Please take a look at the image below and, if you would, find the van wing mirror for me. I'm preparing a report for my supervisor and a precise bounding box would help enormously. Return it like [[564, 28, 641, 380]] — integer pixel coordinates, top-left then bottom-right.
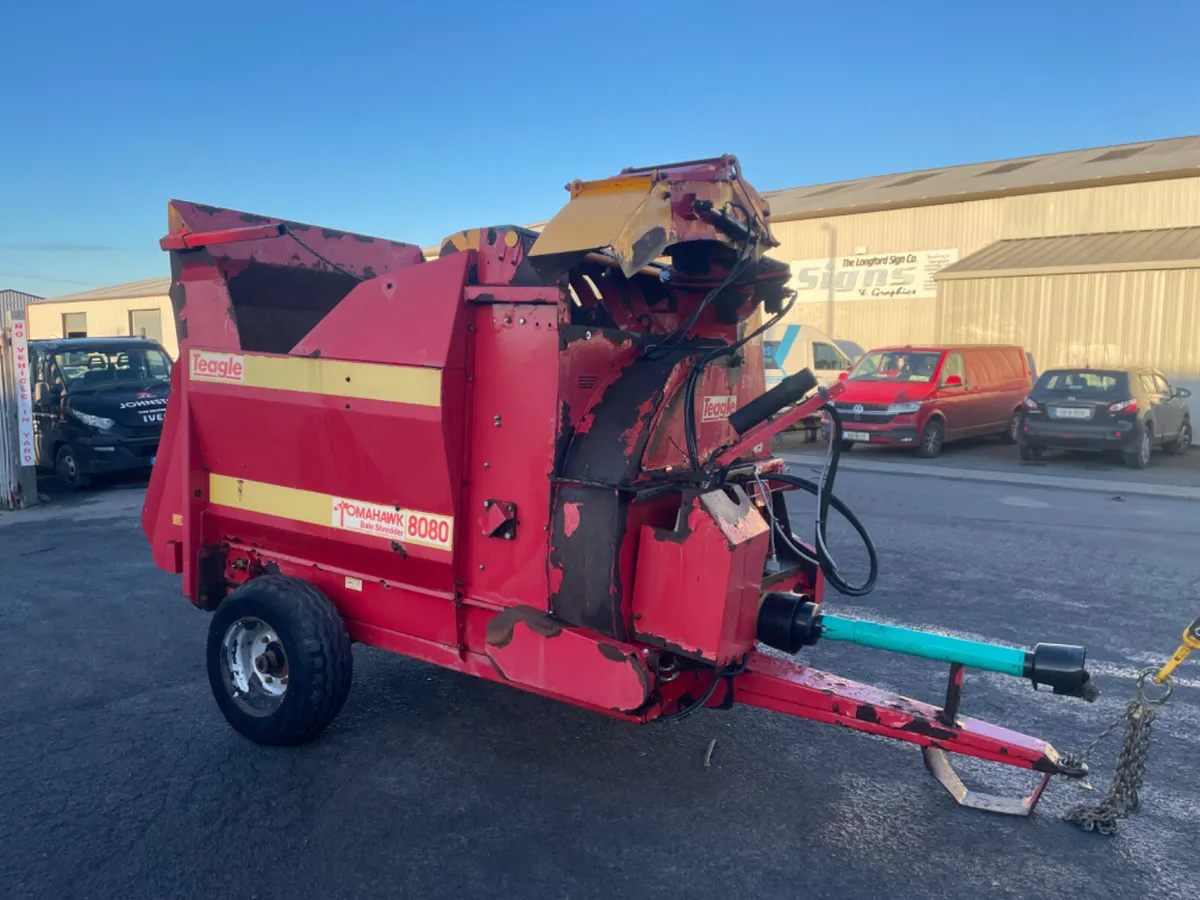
[[943, 375, 964, 387], [838, 371, 849, 382]]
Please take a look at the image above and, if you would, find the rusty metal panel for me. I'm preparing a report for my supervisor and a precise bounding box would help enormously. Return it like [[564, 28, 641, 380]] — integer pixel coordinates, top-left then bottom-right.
[[937, 269, 1200, 380]]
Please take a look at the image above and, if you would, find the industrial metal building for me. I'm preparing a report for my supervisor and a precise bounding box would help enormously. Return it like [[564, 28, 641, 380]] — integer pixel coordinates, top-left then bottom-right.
[[1, 289, 42, 324], [28, 278, 176, 358], [761, 134, 1200, 393]]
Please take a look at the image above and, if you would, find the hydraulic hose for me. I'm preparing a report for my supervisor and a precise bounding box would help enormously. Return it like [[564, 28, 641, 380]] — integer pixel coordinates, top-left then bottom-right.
[[750, 404, 878, 597], [760, 469, 879, 597]]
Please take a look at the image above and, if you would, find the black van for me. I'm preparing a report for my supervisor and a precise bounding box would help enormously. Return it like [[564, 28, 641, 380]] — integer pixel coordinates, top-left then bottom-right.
[[28, 337, 173, 488]]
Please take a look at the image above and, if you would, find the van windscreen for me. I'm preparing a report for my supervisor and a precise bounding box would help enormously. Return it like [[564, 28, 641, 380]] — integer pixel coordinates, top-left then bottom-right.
[[849, 350, 942, 383], [55, 346, 172, 390]]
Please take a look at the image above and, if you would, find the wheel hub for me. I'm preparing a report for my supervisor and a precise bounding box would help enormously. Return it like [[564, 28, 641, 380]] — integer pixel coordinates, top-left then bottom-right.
[[222, 617, 289, 714]]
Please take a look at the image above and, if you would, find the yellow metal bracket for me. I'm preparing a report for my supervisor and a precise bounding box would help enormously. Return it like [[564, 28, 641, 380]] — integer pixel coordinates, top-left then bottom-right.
[[1153, 616, 1200, 684]]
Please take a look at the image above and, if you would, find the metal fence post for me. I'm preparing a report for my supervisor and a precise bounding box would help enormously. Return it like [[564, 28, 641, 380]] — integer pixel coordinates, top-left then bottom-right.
[[1, 310, 40, 509]]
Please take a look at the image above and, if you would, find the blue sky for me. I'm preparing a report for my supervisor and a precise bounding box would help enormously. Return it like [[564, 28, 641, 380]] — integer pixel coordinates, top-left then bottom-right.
[[2, 0, 1198, 298]]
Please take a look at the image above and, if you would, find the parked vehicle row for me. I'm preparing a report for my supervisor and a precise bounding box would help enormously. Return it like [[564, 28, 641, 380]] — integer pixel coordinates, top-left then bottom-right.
[[818, 344, 1192, 469]]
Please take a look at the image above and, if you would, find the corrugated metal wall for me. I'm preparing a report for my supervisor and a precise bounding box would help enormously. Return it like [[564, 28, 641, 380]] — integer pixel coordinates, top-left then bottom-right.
[[938, 268, 1200, 378], [1, 290, 40, 322], [767, 176, 1200, 354]]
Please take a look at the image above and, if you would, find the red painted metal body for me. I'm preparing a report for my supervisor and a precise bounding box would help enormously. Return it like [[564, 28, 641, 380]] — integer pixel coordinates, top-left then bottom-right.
[[143, 158, 1076, 788], [632, 486, 769, 665]]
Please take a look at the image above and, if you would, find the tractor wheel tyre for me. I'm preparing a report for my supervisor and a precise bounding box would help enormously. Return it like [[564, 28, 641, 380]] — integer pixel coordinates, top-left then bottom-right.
[[1124, 428, 1153, 469], [1168, 419, 1192, 456], [55, 444, 90, 490], [1003, 410, 1022, 443], [839, 440, 855, 452], [915, 419, 944, 459], [1019, 445, 1043, 462], [207, 575, 353, 746]]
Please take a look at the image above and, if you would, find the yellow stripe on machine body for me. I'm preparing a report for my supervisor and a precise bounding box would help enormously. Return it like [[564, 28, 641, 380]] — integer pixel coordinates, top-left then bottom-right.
[[189, 348, 442, 408], [209, 474, 332, 528]]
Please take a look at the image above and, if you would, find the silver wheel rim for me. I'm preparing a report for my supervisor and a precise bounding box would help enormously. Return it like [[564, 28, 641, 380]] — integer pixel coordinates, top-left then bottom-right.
[[1010, 414, 1020, 441], [60, 452, 77, 481], [1140, 433, 1151, 465], [1180, 423, 1192, 452], [924, 424, 941, 454], [221, 617, 289, 716]]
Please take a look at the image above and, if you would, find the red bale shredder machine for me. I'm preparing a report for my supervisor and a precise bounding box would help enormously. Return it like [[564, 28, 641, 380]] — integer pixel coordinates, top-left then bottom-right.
[[143, 157, 1098, 816]]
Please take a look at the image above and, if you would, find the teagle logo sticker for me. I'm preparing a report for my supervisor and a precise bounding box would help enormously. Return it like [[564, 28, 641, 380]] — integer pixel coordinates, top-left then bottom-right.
[[701, 394, 737, 423], [191, 350, 245, 383]]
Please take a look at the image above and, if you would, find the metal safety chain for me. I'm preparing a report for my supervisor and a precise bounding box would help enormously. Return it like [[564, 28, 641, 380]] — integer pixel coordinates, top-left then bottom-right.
[[1061, 669, 1171, 834], [1062, 615, 1198, 835]]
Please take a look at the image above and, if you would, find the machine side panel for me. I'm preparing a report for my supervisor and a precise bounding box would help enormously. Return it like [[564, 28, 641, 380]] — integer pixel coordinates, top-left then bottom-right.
[[631, 488, 769, 664], [291, 253, 471, 369], [640, 345, 770, 473], [463, 303, 559, 608], [186, 352, 460, 597]]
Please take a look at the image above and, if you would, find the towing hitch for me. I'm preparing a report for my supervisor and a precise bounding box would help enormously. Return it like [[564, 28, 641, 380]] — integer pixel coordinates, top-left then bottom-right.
[[752, 593, 1098, 814]]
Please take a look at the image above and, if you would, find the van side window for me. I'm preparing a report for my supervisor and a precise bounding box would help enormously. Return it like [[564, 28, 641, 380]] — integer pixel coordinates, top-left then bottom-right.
[[1000, 350, 1021, 381], [1138, 372, 1157, 396], [940, 352, 965, 385], [1153, 373, 1171, 396], [812, 342, 845, 371], [965, 351, 991, 386]]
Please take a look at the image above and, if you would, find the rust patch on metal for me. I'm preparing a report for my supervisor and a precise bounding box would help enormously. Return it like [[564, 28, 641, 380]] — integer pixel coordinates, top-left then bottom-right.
[[486, 605, 564, 649]]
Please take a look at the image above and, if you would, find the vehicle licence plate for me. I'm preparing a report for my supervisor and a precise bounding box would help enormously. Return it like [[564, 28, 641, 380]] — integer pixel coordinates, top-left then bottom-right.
[[1052, 407, 1092, 419], [843, 431, 870, 441]]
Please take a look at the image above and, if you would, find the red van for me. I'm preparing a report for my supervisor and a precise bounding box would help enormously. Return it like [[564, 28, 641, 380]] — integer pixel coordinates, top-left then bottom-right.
[[823, 345, 1033, 458]]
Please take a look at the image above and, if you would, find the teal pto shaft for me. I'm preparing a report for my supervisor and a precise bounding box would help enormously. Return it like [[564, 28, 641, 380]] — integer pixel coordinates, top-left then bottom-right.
[[819, 614, 1028, 677]]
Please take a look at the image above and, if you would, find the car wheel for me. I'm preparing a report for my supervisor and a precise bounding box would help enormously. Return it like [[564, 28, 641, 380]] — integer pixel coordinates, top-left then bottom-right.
[[207, 575, 353, 746], [1124, 428, 1152, 469], [1019, 445, 1043, 462], [1003, 410, 1022, 443], [54, 444, 90, 490], [915, 419, 944, 459], [1168, 419, 1192, 456]]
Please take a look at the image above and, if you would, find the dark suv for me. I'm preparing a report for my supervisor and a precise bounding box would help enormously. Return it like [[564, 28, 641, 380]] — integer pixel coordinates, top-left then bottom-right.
[[29, 337, 172, 488], [1019, 367, 1192, 468]]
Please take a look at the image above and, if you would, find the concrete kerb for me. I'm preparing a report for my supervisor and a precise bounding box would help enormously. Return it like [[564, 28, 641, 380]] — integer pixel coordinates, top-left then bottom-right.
[[778, 452, 1200, 501]]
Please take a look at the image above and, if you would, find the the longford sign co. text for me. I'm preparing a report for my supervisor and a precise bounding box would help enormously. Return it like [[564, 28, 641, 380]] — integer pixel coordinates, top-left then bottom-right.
[[788, 248, 958, 302]]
